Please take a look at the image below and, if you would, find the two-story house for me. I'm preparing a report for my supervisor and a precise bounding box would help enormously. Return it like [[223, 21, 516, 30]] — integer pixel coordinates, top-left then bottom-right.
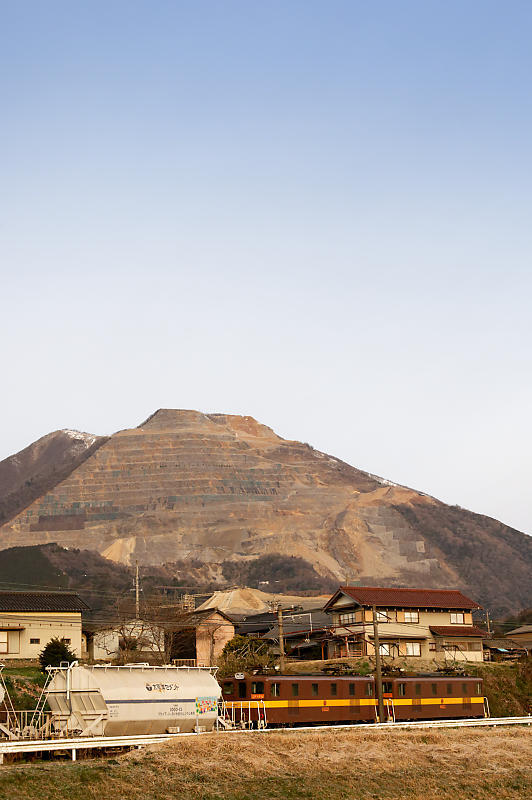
[[323, 586, 484, 662], [0, 591, 90, 660]]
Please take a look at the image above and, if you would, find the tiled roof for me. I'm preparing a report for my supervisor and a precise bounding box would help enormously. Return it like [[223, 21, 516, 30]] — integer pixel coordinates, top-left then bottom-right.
[[324, 586, 481, 611], [0, 591, 90, 613], [430, 626, 485, 637]]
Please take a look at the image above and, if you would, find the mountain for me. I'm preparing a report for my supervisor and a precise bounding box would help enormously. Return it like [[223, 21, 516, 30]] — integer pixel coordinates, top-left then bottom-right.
[[0, 409, 530, 615], [0, 429, 108, 526]]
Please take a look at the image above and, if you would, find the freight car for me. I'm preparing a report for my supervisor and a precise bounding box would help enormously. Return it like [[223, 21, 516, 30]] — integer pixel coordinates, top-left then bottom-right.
[[44, 663, 222, 736], [219, 674, 486, 726]]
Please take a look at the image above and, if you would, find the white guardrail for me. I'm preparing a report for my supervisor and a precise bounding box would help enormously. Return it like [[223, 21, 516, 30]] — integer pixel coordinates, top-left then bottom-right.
[[0, 716, 530, 763]]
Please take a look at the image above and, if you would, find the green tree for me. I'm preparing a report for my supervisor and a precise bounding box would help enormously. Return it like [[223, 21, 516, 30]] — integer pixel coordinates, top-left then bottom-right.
[[217, 634, 276, 677], [38, 637, 77, 671]]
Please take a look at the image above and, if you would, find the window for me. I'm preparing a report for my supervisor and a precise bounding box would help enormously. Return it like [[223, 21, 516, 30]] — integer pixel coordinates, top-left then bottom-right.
[[222, 682, 234, 696], [398, 683, 406, 697], [476, 682, 482, 696], [365, 683, 374, 697], [238, 682, 247, 699], [404, 611, 419, 623], [468, 642, 482, 651], [291, 683, 299, 697], [431, 684, 438, 696], [339, 612, 357, 625], [462, 683, 468, 695], [429, 641, 436, 652], [62, 638, 71, 644], [330, 683, 337, 696], [271, 682, 280, 697], [376, 610, 388, 623], [312, 683, 319, 697], [415, 683, 421, 695], [349, 683, 355, 696], [446, 684, 453, 695], [450, 612, 464, 624], [383, 682, 393, 695], [30, 638, 40, 645], [379, 643, 391, 656], [251, 681, 264, 695], [0, 631, 7, 654], [405, 642, 421, 657]]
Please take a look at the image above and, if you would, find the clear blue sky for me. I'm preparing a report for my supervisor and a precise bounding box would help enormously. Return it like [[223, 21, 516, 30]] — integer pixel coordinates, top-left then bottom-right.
[[1, 1, 531, 534]]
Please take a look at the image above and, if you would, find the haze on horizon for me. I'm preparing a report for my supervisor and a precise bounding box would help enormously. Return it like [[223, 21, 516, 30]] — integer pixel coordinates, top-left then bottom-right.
[[1, 2, 531, 535]]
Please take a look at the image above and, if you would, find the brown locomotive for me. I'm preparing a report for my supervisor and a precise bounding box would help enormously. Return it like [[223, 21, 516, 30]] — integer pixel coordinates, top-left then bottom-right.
[[220, 674, 485, 726]]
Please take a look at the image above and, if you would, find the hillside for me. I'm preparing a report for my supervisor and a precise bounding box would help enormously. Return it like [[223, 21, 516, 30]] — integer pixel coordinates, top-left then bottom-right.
[[0, 409, 531, 615], [0, 429, 108, 526]]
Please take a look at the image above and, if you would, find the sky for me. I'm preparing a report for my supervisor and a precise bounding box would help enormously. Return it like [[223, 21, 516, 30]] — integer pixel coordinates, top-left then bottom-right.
[[1, 1, 531, 534]]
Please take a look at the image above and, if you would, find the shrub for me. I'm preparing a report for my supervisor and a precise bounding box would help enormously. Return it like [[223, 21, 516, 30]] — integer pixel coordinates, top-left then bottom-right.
[[38, 637, 77, 671]]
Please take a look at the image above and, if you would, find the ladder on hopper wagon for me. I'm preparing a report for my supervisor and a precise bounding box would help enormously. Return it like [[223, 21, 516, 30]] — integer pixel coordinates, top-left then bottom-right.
[[0, 665, 18, 739]]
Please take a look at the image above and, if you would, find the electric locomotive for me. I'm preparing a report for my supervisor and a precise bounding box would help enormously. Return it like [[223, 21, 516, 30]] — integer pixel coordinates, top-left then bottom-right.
[[219, 673, 485, 726]]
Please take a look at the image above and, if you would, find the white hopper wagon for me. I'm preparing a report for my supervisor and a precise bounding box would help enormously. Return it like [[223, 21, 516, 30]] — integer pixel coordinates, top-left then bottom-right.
[[45, 663, 221, 736]]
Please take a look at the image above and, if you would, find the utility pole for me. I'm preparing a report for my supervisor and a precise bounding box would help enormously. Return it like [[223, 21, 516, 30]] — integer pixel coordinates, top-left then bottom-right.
[[486, 609, 491, 636], [372, 605, 385, 724], [277, 604, 286, 673], [135, 560, 140, 619]]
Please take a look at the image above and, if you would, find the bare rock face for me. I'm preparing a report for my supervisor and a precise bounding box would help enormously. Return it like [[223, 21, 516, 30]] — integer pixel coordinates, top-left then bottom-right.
[[0, 409, 530, 614]]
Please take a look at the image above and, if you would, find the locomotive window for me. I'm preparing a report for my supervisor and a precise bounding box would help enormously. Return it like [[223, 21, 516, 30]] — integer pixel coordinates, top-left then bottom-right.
[[331, 683, 337, 696], [291, 683, 299, 697], [398, 683, 406, 697], [431, 684, 438, 696], [312, 683, 319, 697], [222, 682, 234, 696], [415, 683, 421, 695], [446, 684, 453, 695], [251, 682, 264, 694], [462, 683, 468, 695], [365, 684, 373, 697], [271, 682, 281, 697], [476, 682, 482, 695], [238, 683, 247, 699], [349, 683, 355, 696], [383, 682, 392, 694]]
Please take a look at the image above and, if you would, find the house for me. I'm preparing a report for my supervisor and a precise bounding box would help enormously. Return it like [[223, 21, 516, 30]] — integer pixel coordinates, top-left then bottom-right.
[[482, 637, 527, 661], [0, 591, 89, 660], [505, 626, 532, 652], [323, 586, 484, 662], [191, 609, 235, 666], [84, 619, 166, 663], [260, 607, 331, 660]]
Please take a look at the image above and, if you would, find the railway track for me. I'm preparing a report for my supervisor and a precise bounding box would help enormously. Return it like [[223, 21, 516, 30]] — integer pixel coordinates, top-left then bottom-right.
[[0, 715, 530, 763]]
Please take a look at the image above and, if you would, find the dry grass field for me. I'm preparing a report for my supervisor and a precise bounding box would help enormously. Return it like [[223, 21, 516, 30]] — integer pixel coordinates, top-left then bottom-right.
[[0, 725, 531, 800]]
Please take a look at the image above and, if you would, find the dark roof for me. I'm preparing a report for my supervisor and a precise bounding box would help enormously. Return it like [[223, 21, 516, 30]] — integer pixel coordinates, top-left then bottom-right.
[[262, 610, 330, 640], [0, 591, 90, 613], [186, 608, 236, 624], [483, 638, 527, 650], [324, 586, 481, 611], [430, 626, 485, 637]]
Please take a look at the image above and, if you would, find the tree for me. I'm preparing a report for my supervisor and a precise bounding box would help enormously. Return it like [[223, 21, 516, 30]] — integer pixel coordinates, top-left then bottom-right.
[[217, 634, 276, 677], [39, 637, 77, 671]]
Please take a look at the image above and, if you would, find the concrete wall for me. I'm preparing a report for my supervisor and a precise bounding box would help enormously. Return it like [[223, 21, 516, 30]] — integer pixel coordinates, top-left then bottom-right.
[[0, 612, 83, 659], [195, 613, 234, 666]]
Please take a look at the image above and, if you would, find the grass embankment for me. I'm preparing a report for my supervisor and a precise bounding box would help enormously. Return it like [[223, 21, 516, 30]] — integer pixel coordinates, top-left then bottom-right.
[[1, 667, 45, 710], [1, 726, 531, 800]]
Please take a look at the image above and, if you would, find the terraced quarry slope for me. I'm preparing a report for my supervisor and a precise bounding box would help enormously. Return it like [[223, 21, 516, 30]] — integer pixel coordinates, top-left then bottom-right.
[[0, 409, 530, 614]]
